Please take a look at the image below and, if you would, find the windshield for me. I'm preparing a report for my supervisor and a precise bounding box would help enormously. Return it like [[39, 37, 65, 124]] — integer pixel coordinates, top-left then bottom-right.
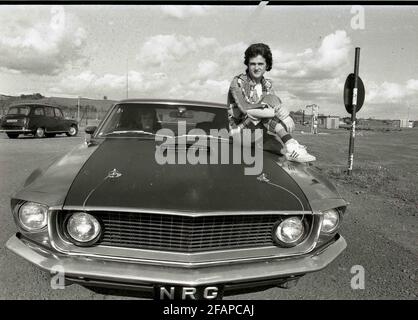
[[7, 106, 30, 116], [97, 103, 228, 138]]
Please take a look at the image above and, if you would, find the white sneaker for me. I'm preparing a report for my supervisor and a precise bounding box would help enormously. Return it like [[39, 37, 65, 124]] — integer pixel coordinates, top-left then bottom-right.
[[281, 140, 316, 162]]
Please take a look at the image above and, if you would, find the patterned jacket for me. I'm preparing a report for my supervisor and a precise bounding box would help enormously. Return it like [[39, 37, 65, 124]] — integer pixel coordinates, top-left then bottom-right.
[[227, 72, 289, 127]]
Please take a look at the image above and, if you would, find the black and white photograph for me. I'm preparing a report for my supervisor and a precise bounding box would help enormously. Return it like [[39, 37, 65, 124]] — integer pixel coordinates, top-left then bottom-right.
[[0, 1, 416, 304]]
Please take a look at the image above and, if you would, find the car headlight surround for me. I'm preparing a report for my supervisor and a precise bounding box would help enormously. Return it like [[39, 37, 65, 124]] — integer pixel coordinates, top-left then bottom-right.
[[320, 209, 340, 234], [18, 202, 48, 231], [273, 217, 306, 247], [65, 212, 102, 246]]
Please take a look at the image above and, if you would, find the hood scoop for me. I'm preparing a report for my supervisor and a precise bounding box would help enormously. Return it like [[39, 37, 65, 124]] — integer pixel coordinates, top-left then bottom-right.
[[158, 143, 210, 153]]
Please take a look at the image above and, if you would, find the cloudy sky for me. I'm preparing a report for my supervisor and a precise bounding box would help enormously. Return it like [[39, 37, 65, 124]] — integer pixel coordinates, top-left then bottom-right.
[[1, 4, 417, 119]]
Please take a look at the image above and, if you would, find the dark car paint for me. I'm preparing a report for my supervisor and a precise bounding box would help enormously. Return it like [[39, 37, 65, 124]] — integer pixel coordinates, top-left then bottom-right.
[[0, 114, 28, 129], [276, 161, 347, 212], [63, 138, 311, 212], [14, 136, 345, 214], [0, 104, 77, 135]]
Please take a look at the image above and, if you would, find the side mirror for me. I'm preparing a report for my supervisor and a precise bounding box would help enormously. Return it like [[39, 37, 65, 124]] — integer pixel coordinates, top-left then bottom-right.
[[85, 126, 97, 135]]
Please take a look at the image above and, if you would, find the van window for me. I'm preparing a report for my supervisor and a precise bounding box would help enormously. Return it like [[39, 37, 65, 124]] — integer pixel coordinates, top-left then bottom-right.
[[54, 108, 64, 118], [7, 106, 30, 115], [45, 107, 54, 117], [33, 107, 45, 116]]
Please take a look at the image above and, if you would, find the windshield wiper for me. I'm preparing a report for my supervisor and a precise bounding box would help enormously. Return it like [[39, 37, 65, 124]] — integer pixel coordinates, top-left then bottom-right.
[[102, 130, 155, 136], [174, 134, 229, 142], [101, 130, 174, 139]]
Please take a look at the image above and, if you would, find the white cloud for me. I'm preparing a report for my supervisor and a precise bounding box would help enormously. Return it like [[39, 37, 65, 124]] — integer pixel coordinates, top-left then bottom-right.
[[33, 31, 413, 116], [367, 81, 406, 104], [196, 60, 219, 79], [131, 31, 351, 107], [312, 30, 351, 71], [297, 48, 313, 57], [48, 70, 175, 99], [50, 70, 141, 96], [6, 28, 354, 113], [406, 79, 418, 91], [136, 34, 217, 68], [0, 6, 87, 75], [160, 5, 209, 19], [168, 79, 230, 102], [213, 42, 248, 76], [270, 30, 351, 80], [365, 80, 418, 108], [0, 67, 21, 75]]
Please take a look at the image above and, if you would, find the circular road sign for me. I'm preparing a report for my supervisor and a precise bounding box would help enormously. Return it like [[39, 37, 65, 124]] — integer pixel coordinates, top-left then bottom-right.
[[344, 73, 365, 114]]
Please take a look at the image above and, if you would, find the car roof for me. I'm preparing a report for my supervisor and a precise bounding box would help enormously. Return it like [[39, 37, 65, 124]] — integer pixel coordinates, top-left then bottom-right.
[[117, 99, 227, 109], [9, 103, 60, 108]]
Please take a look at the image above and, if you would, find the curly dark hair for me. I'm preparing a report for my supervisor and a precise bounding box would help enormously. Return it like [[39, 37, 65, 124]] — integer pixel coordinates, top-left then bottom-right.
[[244, 43, 273, 71]]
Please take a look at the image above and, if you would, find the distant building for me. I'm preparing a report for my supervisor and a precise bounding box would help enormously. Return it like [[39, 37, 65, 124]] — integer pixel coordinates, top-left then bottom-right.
[[318, 115, 340, 129], [399, 119, 414, 128]]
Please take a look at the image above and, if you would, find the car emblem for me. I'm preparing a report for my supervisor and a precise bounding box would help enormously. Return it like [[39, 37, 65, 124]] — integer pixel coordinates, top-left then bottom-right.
[[107, 168, 122, 179]]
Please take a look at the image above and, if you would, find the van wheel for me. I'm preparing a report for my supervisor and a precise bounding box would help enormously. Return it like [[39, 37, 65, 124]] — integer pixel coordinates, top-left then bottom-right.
[[66, 125, 78, 137], [35, 127, 45, 138], [6, 133, 19, 139]]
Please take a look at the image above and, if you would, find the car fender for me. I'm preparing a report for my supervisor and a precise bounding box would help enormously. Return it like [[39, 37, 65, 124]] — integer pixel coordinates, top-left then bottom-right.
[[13, 143, 99, 207]]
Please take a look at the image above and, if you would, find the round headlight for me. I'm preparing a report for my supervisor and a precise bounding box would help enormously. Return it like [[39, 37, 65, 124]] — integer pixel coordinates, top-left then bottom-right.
[[274, 217, 305, 246], [66, 212, 101, 244], [321, 209, 340, 233], [18, 202, 48, 231]]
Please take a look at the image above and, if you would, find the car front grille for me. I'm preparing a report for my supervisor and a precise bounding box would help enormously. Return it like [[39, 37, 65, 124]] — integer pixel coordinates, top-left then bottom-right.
[[85, 212, 288, 253]]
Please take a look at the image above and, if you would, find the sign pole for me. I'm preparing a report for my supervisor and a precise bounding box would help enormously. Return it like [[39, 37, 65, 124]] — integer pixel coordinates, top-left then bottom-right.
[[348, 47, 360, 176]]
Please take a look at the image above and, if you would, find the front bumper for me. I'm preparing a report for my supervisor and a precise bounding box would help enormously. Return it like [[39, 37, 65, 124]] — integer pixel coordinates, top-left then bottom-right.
[[6, 233, 346, 290]]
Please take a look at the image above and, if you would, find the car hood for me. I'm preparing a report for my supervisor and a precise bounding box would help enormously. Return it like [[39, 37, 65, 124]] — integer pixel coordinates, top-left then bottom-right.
[[63, 138, 312, 212], [15, 138, 346, 213], [13, 143, 99, 207]]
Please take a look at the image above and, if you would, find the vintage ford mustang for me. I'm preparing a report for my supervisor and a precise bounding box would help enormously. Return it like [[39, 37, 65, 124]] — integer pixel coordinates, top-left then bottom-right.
[[6, 99, 347, 299]]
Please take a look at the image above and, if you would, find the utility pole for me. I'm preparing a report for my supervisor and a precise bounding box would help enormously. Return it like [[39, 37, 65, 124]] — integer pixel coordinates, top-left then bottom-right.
[[77, 96, 80, 123], [126, 58, 129, 99]]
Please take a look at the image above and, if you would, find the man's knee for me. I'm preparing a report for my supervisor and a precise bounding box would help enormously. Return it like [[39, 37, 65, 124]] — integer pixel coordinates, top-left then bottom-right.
[[261, 94, 282, 107]]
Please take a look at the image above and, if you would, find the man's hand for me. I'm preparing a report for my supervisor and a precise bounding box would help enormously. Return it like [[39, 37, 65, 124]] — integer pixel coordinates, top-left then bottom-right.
[[281, 116, 295, 133]]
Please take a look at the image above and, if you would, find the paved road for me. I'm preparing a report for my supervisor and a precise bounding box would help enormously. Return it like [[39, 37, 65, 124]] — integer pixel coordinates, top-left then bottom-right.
[[0, 133, 416, 299]]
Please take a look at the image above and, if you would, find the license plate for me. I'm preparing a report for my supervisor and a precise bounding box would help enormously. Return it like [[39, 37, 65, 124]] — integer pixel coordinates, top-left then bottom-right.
[[155, 285, 223, 300], [7, 119, 18, 123]]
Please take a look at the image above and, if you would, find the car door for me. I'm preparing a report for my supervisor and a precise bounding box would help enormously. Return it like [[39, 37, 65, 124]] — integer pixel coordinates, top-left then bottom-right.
[[53, 107, 67, 132], [44, 106, 56, 132], [30, 106, 46, 131]]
